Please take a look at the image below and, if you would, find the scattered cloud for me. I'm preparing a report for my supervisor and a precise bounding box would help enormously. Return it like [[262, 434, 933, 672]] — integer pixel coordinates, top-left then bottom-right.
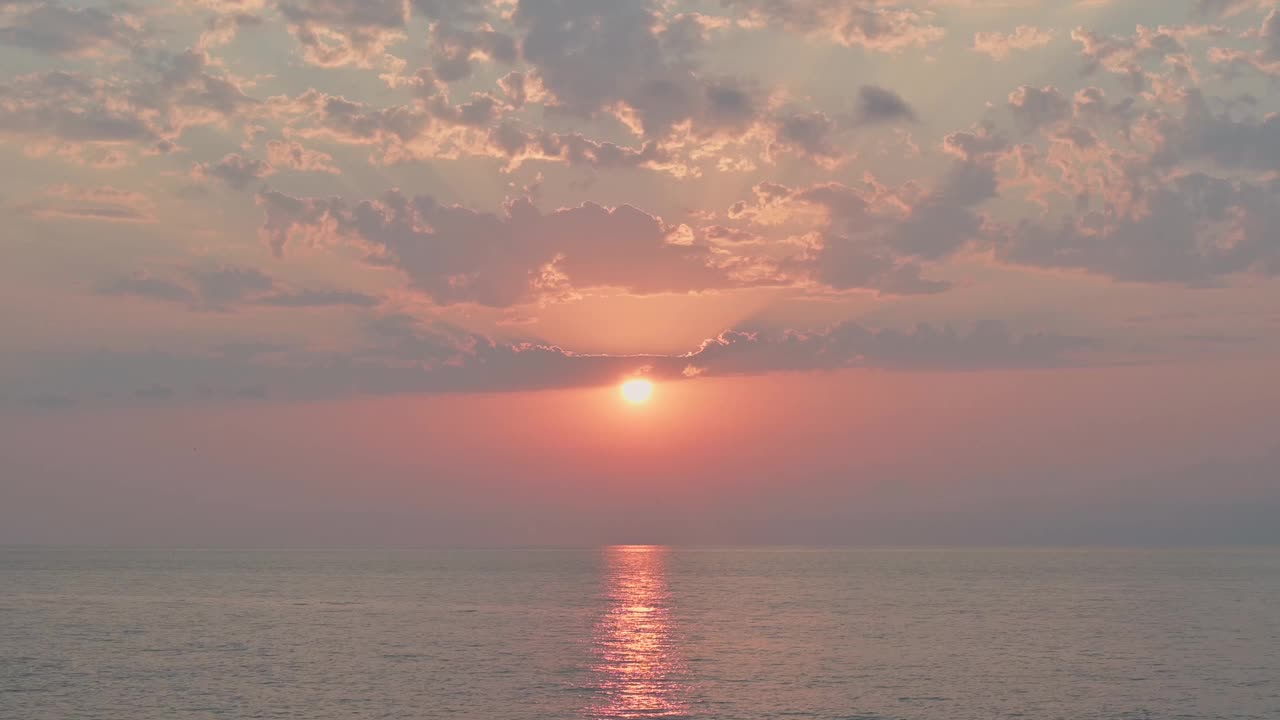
[[0, 1, 147, 57], [193, 152, 273, 189], [14, 184, 157, 223], [265, 139, 339, 174], [974, 26, 1054, 60], [722, 0, 946, 51], [257, 188, 735, 306], [99, 264, 377, 312]]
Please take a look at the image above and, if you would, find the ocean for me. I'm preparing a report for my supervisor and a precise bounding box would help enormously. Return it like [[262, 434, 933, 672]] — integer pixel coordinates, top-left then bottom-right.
[[2, 547, 1278, 719]]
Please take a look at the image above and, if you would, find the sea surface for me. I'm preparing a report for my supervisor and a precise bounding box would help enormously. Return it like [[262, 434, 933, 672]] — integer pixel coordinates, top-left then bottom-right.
[[2, 547, 1278, 720]]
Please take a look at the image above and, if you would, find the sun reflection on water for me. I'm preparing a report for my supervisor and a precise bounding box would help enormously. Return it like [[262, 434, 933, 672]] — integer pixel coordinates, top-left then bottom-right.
[[588, 545, 688, 719]]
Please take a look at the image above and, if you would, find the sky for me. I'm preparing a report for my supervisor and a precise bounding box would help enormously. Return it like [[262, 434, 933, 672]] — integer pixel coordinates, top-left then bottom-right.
[[2, 0, 1279, 546]]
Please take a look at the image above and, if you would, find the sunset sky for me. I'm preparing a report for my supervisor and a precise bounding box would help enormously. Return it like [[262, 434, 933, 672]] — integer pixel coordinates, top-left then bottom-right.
[[3, 0, 1279, 546]]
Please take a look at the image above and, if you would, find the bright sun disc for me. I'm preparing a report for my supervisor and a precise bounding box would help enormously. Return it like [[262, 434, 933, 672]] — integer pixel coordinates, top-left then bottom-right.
[[620, 379, 654, 404]]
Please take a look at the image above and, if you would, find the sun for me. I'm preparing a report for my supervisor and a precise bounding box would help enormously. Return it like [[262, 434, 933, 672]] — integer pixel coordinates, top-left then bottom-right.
[[620, 378, 654, 404]]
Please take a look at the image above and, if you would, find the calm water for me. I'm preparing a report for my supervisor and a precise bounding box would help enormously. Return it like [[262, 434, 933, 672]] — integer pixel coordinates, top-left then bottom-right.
[[2, 548, 1278, 720]]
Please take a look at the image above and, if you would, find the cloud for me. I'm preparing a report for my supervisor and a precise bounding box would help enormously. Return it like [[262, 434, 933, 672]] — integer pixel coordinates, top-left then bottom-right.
[[257, 189, 735, 306], [717, 157, 1004, 292], [0, 71, 155, 146], [14, 184, 157, 223], [1207, 10, 1280, 76], [193, 152, 273, 189], [269, 88, 431, 147], [997, 172, 1280, 284], [678, 320, 1093, 376], [1148, 88, 1280, 171], [256, 167, 1006, 303], [101, 265, 274, 311], [427, 23, 516, 82], [0, 49, 256, 163], [4, 316, 1095, 407], [973, 26, 1053, 60], [856, 85, 917, 124], [98, 264, 378, 312], [1071, 24, 1224, 89], [250, 10, 910, 174], [1260, 8, 1280, 62], [100, 273, 198, 305], [268, 0, 508, 79], [485, 122, 683, 175], [4, 0, 1279, 406], [421, 319, 1090, 393], [1007, 85, 1071, 131], [195, 3, 266, 49], [720, 180, 952, 295], [722, 0, 946, 52], [964, 45, 1280, 288], [0, 1, 146, 57], [771, 111, 842, 165], [810, 236, 950, 296], [265, 140, 339, 173], [268, 87, 525, 166], [512, 0, 761, 139], [278, 0, 409, 67]]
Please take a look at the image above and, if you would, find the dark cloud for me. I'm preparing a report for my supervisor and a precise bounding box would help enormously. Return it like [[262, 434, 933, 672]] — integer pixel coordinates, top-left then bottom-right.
[[812, 238, 949, 296], [102, 265, 273, 311], [194, 265, 276, 307], [257, 189, 732, 306], [3, 317, 1094, 407], [773, 111, 840, 163], [793, 129, 1002, 263], [1007, 85, 1070, 131], [1152, 89, 1280, 172], [856, 85, 916, 124], [99, 265, 378, 312], [679, 320, 1093, 376], [142, 48, 257, 118], [998, 172, 1280, 284], [0, 1, 145, 56], [0, 71, 155, 144], [194, 153, 273, 189], [101, 273, 198, 306], [0, 49, 255, 162], [513, 0, 756, 139]]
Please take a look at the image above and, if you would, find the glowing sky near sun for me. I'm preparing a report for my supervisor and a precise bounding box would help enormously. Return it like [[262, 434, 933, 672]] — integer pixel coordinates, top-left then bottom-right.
[[1, 0, 1280, 545]]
